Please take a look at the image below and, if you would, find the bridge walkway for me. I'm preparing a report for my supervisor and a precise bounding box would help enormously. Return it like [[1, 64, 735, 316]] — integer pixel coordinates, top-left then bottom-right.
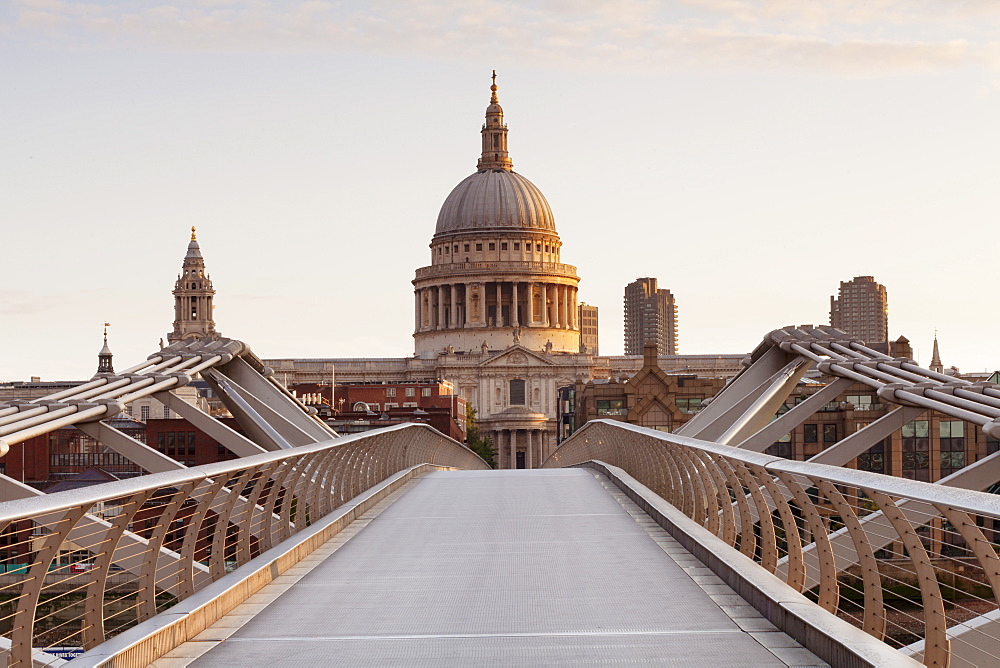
[[157, 469, 827, 666]]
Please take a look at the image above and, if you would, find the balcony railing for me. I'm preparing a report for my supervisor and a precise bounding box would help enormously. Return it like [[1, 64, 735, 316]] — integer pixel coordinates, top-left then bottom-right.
[[414, 261, 579, 280]]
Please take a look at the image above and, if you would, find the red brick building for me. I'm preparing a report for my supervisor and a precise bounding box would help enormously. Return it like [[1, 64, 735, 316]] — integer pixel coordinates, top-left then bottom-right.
[[291, 380, 467, 441]]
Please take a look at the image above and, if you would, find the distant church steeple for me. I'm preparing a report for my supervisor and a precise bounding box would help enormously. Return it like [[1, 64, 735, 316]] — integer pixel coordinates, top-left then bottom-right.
[[168, 227, 221, 344], [930, 331, 943, 373], [96, 322, 114, 375], [477, 71, 514, 172]]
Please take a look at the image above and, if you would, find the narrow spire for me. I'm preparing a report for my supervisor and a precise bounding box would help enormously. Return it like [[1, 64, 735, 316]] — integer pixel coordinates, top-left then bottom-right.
[[186, 226, 203, 259], [930, 330, 943, 373], [478, 71, 513, 171]]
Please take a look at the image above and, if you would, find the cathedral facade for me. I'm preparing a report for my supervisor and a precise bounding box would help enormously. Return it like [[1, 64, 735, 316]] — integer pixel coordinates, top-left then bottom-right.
[[259, 78, 743, 467]]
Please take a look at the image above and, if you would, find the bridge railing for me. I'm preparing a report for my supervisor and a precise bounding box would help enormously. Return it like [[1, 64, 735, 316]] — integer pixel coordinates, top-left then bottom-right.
[[545, 420, 1000, 668], [0, 423, 488, 667]]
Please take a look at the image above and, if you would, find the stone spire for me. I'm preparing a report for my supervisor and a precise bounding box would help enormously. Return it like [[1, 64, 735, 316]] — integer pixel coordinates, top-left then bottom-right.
[[477, 70, 513, 172], [168, 227, 221, 344], [96, 322, 114, 375], [930, 331, 943, 373]]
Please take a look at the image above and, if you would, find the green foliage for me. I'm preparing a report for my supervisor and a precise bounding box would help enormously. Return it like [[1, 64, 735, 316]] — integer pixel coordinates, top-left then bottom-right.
[[465, 404, 496, 468]]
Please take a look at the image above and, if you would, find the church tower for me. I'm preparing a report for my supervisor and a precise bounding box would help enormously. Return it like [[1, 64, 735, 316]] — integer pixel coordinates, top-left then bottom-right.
[[95, 323, 114, 376], [168, 227, 221, 344]]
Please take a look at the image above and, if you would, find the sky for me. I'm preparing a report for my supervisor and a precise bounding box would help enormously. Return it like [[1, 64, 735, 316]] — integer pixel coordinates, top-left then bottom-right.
[[2, 1, 999, 381]]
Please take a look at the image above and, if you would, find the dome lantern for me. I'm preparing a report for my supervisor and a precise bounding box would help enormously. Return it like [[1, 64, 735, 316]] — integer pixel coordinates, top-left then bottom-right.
[[477, 71, 513, 172]]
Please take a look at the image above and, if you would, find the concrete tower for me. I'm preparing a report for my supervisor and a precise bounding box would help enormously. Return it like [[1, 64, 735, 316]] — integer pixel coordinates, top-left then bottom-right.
[[168, 227, 221, 344], [829, 276, 888, 348], [624, 278, 678, 356]]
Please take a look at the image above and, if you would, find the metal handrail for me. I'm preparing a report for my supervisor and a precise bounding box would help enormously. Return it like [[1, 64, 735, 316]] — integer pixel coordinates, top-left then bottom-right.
[[545, 419, 1000, 666], [0, 423, 489, 666]]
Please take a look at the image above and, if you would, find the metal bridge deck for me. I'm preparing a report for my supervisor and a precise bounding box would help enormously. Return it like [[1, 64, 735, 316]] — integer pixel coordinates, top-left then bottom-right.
[[178, 469, 825, 666]]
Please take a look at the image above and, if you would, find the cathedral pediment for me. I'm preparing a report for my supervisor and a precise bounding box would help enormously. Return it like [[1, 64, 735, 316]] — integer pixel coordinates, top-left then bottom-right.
[[479, 345, 555, 368]]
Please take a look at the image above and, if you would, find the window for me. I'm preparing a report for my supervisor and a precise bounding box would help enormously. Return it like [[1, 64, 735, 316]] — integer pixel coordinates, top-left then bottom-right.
[[857, 440, 885, 473], [535, 243, 541, 251], [488, 243, 495, 251], [385, 388, 396, 397], [385, 402, 398, 409], [464, 244, 470, 252], [846, 394, 875, 411], [940, 420, 965, 476], [405, 387, 415, 397], [501, 242, 508, 250], [163, 406, 171, 419], [675, 397, 703, 414], [509, 379, 526, 405], [476, 243, 483, 251], [140, 405, 150, 422], [596, 398, 626, 416], [902, 420, 930, 481], [514, 243, 520, 250], [766, 442, 792, 458], [421, 387, 432, 397], [823, 424, 838, 443], [403, 402, 418, 408], [803, 424, 818, 443]]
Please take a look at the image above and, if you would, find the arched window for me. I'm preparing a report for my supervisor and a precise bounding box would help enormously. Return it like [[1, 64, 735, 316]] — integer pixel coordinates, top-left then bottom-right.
[[509, 379, 526, 405]]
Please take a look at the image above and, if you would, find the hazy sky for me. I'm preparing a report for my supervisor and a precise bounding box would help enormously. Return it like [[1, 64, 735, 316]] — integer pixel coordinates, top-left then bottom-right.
[[3, 1, 999, 381]]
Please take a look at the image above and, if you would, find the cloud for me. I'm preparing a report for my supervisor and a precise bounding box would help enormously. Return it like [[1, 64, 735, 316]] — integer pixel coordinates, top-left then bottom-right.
[[7, 0, 1000, 75], [0, 291, 56, 316]]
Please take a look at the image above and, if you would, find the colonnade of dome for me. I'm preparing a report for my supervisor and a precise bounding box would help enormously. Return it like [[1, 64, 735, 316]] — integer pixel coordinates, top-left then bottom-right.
[[415, 280, 580, 333]]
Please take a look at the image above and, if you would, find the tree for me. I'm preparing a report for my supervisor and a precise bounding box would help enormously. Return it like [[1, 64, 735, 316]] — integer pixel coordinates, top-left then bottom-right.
[[465, 403, 496, 468]]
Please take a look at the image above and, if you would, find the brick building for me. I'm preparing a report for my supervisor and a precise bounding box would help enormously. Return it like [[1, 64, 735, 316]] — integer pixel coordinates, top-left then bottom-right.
[[559, 342, 725, 441], [290, 380, 467, 441]]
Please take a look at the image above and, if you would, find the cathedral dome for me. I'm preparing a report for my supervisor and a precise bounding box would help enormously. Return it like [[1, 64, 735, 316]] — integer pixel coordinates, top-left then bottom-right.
[[434, 169, 556, 237]]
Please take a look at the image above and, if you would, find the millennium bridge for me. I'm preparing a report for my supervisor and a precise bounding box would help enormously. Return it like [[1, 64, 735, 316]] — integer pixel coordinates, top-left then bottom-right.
[[1, 326, 999, 666]]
